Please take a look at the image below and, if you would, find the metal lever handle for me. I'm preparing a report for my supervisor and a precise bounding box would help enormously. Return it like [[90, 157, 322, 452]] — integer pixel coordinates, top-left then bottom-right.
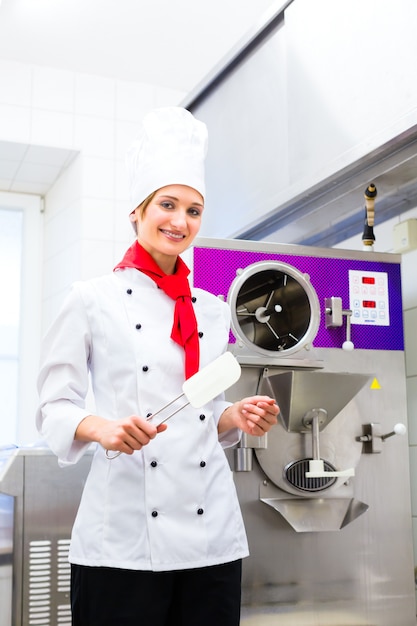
[[325, 297, 354, 351], [381, 422, 407, 440], [356, 422, 407, 453], [304, 409, 355, 479]]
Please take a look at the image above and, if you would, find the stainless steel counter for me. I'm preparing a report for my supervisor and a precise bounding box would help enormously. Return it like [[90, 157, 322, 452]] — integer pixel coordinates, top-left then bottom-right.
[[0, 445, 92, 626]]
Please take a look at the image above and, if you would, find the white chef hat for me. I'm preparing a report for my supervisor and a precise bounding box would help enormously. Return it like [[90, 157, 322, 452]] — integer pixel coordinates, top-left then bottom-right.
[[126, 107, 208, 213]]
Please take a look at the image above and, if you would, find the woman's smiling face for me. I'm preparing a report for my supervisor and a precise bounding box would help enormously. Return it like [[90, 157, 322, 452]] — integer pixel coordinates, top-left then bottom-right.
[[132, 184, 204, 274]]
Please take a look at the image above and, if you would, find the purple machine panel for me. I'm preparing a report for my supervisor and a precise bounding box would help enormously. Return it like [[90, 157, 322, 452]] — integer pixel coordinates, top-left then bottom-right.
[[192, 246, 404, 351]]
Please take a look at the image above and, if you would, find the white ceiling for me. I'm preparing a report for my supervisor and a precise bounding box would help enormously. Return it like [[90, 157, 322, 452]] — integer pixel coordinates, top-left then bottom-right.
[[0, 0, 277, 92], [0, 141, 78, 196], [0, 0, 279, 196]]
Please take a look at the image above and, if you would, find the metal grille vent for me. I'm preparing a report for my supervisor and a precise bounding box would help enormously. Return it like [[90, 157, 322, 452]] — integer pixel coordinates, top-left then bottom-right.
[[285, 459, 337, 492], [28, 540, 52, 625], [57, 539, 72, 624], [28, 538, 72, 626]]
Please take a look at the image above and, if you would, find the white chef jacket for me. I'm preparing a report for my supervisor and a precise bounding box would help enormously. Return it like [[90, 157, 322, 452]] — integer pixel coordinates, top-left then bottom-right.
[[36, 267, 249, 571]]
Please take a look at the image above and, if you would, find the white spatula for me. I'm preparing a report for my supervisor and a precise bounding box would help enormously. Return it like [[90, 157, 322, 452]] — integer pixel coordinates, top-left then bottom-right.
[[183, 351, 241, 408], [106, 351, 241, 459]]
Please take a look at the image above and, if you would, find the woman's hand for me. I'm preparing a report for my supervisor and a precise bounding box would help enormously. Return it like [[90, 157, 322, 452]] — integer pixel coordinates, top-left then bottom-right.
[[218, 396, 279, 436], [75, 414, 167, 455]]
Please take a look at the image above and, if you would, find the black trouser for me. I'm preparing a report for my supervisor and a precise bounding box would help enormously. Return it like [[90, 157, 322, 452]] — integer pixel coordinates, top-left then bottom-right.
[[71, 560, 242, 626]]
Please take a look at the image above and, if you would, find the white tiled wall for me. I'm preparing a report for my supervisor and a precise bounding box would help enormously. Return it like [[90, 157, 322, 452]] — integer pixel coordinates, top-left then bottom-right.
[[0, 57, 185, 330]]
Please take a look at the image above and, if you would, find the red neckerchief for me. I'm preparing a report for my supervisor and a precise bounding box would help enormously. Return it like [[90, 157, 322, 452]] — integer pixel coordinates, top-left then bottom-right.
[[114, 241, 199, 379]]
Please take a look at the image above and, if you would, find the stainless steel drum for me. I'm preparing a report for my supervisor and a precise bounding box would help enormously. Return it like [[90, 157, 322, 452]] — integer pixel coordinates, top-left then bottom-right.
[[228, 260, 320, 358]]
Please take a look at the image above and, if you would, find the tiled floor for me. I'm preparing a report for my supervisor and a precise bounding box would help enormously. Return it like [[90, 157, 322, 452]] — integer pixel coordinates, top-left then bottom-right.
[[240, 611, 409, 625], [241, 617, 365, 626]]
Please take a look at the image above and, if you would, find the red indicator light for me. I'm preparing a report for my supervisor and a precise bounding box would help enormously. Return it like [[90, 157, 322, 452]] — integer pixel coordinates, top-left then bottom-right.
[[362, 276, 375, 285], [362, 300, 376, 308]]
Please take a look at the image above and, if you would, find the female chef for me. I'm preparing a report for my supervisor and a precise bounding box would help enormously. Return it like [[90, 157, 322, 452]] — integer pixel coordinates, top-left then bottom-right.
[[36, 107, 279, 626]]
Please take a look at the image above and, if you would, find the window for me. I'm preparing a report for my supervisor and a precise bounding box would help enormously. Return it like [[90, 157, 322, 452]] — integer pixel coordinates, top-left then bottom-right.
[[0, 208, 22, 444], [0, 193, 42, 445]]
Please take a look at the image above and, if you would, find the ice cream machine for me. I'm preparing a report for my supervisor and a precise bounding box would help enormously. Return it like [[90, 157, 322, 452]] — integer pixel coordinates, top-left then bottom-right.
[[189, 237, 415, 626]]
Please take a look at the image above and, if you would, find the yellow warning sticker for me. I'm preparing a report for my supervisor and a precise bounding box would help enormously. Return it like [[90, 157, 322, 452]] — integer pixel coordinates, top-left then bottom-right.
[[370, 378, 381, 389]]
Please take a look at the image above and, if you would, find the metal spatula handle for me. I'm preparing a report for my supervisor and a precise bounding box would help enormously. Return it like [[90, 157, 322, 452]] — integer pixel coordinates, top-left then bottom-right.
[[105, 352, 241, 459], [152, 351, 242, 423]]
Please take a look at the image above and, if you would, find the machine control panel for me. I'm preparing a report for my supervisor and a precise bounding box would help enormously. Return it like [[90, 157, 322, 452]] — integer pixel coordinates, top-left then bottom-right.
[[349, 270, 390, 326]]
